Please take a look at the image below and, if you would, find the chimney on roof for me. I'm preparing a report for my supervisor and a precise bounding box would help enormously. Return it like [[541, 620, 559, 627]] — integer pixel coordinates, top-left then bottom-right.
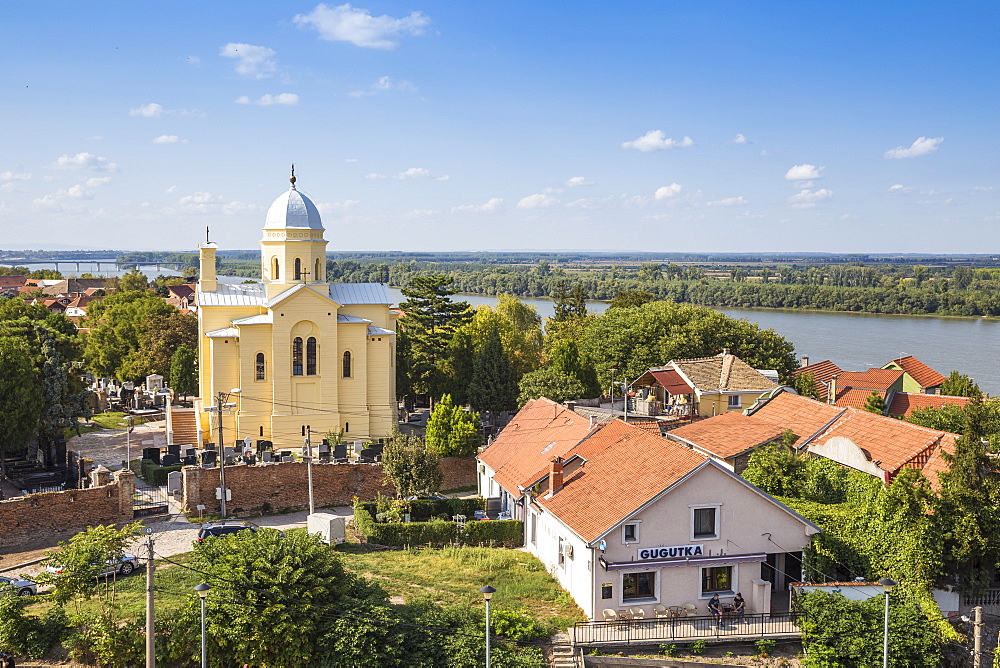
[[802, 356, 809, 368], [828, 375, 838, 405], [722, 348, 730, 356], [548, 456, 564, 496]]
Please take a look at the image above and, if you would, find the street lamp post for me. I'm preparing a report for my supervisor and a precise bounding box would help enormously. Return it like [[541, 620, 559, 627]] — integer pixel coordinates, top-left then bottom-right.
[[194, 583, 211, 668], [124, 415, 134, 470], [303, 425, 315, 516], [205, 388, 240, 517], [480, 585, 496, 668], [879, 578, 896, 668]]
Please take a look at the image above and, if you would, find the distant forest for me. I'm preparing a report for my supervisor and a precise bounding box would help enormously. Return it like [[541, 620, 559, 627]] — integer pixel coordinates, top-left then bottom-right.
[[7, 249, 1000, 317]]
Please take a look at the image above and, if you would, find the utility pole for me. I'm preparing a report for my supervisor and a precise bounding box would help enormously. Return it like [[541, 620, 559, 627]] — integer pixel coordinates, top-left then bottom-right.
[[303, 425, 315, 516], [145, 529, 155, 668], [217, 392, 227, 518], [973, 605, 982, 668]]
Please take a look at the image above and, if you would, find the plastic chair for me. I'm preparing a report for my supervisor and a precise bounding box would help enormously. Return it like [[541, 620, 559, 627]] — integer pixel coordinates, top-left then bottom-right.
[[629, 607, 645, 619], [682, 602, 698, 617], [602, 609, 618, 621], [653, 604, 669, 618]]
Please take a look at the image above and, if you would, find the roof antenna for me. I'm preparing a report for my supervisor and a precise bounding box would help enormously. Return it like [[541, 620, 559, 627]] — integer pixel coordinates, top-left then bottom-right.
[[206, 225, 210, 244], [290, 163, 296, 188]]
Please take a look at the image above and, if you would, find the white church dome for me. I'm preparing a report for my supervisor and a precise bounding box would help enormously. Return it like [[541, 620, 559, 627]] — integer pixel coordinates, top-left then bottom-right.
[[264, 169, 323, 230]]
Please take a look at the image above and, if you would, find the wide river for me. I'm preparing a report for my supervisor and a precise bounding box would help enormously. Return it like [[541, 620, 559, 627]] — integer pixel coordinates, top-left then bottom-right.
[[387, 288, 1000, 395]]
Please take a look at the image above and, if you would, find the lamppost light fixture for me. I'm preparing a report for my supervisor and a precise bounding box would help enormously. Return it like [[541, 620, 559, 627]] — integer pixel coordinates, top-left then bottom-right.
[[230, 388, 241, 394], [480, 585, 496, 600], [878, 578, 896, 592], [195, 582, 211, 598]]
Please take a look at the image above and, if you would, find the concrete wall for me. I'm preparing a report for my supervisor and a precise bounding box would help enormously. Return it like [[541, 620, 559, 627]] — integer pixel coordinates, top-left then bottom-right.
[[181, 457, 476, 516], [0, 471, 135, 549]]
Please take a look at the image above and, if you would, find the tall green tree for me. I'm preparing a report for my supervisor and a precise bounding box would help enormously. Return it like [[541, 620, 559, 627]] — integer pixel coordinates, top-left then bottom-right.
[[609, 289, 654, 309], [517, 368, 586, 407], [940, 370, 983, 398], [398, 275, 472, 400], [381, 432, 443, 497], [0, 336, 42, 481], [83, 291, 175, 381], [468, 325, 519, 417], [424, 394, 481, 457], [117, 269, 149, 292], [551, 280, 587, 322], [120, 310, 198, 381], [547, 339, 601, 398], [792, 371, 819, 400], [169, 344, 198, 397], [442, 328, 476, 406]]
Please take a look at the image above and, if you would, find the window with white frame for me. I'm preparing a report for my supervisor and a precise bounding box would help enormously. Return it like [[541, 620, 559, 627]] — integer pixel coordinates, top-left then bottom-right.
[[700, 565, 734, 595], [692, 505, 720, 540], [623, 571, 655, 600], [728, 394, 741, 408], [557, 536, 566, 567], [529, 512, 537, 545], [623, 522, 639, 544]]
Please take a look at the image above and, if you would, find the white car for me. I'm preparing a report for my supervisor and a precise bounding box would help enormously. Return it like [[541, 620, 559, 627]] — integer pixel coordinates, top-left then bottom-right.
[[0, 575, 38, 596], [46, 552, 141, 578]]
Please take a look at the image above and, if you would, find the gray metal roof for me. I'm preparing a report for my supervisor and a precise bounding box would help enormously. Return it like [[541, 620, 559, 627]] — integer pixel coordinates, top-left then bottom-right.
[[231, 313, 272, 325], [328, 282, 394, 305], [205, 327, 239, 338], [367, 326, 396, 336], [264, 186, 323, 230], [338, 314, 372, 324], [198, 283, 267, 307]]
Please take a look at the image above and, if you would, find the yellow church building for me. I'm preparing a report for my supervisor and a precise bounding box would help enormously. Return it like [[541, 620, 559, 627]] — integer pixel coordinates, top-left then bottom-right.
[[195, 171, 397, 449]]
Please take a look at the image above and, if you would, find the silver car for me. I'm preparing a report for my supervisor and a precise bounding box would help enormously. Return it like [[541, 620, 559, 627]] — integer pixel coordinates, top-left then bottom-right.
[[46, 552, 140, 578], [0, 575, 38, 596]]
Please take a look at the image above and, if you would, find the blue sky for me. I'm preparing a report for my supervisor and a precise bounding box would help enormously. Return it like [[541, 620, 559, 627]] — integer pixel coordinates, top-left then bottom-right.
[[1, 2, 997, 253]]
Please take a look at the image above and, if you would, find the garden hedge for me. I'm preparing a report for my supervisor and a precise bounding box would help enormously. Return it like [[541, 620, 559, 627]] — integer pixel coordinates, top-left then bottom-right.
[[358, 497, 485, 523], [354, 505, 523, 548]]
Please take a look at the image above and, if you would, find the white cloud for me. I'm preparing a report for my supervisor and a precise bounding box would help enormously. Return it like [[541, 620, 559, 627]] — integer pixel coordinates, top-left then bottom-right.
[[348, 75, 417, 97], [85, 177, 111, 187], [888, 184, 913, 193], [707, 196, 748, 207], [452, 198, 502, 213], [732, 133, 748, 144], [364, 172, 385, 180], [236, 93, 300, 106], [654, 183, 683, 200], [65, 184, 93, 200], [0, 183, 15, 193], [395, 167, 429, 179], [784, 164, 823, 181], [294, 3, 431, 49], [0, 171, 31, 181], [317, 200, 359, 215], [165, 186, 177, 194], [183, 55, 201, 66], [153, 135, 188, 144], [180, 191, 223, 205], [130, 103, 165, 118], [345, 158, 358, 163], [788, 188, 833, 208], [565, 176, 593, 187], [220, 43, 278, 79], [884, 136, 943, 159], [518, 193, 557, 209], [54, 152, 118, 172], [621, 130, 694, 152]]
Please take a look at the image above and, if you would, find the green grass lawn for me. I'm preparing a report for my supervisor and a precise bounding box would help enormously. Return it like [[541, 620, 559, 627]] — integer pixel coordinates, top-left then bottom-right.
[[26, 541, 584, 634], [336, 543, 586, 630], [63, 412, 151, 441]]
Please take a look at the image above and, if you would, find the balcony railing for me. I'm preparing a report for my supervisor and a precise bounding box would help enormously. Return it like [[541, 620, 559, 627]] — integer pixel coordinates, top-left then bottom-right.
[[571, 612, 802, 646]]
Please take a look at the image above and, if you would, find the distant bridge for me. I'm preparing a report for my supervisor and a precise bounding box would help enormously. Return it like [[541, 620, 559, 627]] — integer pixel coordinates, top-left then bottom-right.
[[0, 259, 187, 273]]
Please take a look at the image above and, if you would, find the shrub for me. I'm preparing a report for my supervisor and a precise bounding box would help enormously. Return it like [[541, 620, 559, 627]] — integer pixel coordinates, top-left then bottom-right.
[[659, 643, 678, 657], [353, 500, 523, 547], [689, 639, 707, 655], [465, 520, 524, 547], [359, 498, 485, 523], [756, 638, 776, 656], [0, 591, 68, 659], [137, 458, 183, 486]]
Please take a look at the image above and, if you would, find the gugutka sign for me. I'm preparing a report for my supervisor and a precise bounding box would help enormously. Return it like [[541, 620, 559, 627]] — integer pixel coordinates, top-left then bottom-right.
[[639, 544, 704, 560]]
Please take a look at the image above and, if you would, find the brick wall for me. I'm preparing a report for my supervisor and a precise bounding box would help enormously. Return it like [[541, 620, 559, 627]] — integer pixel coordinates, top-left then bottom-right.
[[0, 471, 135, 550], [181, 457, 477, 516]]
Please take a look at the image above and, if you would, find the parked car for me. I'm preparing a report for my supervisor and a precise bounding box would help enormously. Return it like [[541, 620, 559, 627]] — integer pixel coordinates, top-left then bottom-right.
[[404, 494, 447, 501], [473, 510, 490, 521], [0, 575, 38, 596], [197, 520, 259, 543], [46, 553, 141, 578]]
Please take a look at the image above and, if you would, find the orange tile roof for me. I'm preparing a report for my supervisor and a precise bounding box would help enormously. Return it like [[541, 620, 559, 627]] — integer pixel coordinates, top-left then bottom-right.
[[887, 356, 948, 389], [887, 392, 972, 417], [667, 411, 786, 459], [477, 398, 594, 495], [810, 408, 952, 475], [835, 369, 904, 392], [672, 352, 778, 393], [748, 392, 845, 446], [834, 388, 885, 410], [791, 360, 842, 400], [533, 420, 708, 543], [919, 437, 955, 490], [629, 420, 664, 434]]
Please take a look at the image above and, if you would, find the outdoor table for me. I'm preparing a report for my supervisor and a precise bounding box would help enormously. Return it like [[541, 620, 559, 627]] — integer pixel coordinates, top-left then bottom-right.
[[668, 606, 684, 618]]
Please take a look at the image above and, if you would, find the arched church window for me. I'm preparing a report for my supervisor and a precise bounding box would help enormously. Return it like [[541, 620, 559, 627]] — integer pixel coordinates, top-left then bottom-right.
[[314, 258, 322, 282], [292, 337, 303, 376], [255, 352, 265, 380], [271, 257, 279, 280], [306, 337, 318, 375], [294, 257, 302, 281], [343, 351, 352, 378]]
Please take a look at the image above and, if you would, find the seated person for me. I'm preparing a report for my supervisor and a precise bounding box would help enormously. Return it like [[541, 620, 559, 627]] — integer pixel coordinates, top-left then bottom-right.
[[733, 592, 746, 622], [708, 593, 722, 627]]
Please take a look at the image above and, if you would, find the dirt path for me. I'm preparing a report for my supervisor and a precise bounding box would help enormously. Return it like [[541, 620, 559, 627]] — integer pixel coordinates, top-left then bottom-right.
[[66, 420, 168, 470]]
